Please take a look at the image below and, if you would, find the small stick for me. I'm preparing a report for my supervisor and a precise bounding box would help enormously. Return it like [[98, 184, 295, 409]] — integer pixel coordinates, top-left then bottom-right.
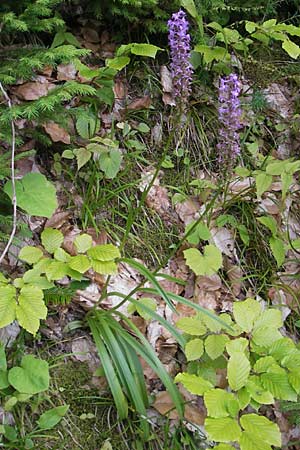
[[0, 82, 17, 264]]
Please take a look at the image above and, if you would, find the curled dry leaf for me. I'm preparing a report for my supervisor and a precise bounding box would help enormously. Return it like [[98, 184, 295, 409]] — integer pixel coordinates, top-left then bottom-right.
[[127, 95, 151, 110], [211, 226, 235, 257], [225, 261, 243, 297], [175, 197, 201, 225], [57, 63, 77, 81], [152, 391, 179, 419], [76, 282, 101, 310], [14, 81, 55, 100], [45, 211, 71, 229], [160, 65, 175, 106], [145, 185, 170, 213], [43, 121, 71, 144]]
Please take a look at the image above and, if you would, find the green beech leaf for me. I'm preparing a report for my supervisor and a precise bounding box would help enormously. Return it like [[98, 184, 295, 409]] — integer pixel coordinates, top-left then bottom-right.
[[185, 338, 204, 361], [254, 309, 283, 329], [46, 261, 69, 281], [37, 405, 69, 430], [15, 286, 47, 335], [205, 417, 241, 442], [4, 173, 57, 218], [246, 376, 274, 404], [87, 244, 120, 261], [251, 326, 282, 348], [282, 38, 300, 59], [227, 352, 250, 391], [237, 388, 251, 410], [260, 370, 297, 401], [41, 228, 64, 254], [19, 246, 43, 264], [91, 259, 118, 275], [204, 389, 239, 418], [240, 431, 271, 450], [8, 355, 49, 394], [269, 236, 285, 267], [133, 297, 157, 320], [68, 255, 91, 274], [74, 234, 93, 253], [54, 248, 70, 263], [253, 356, 277, 373], [175, 317, 206, 336], [226, 338, 248, 356], [240, 414, 281, 447], [269, 337, 295, 362], [0, 285, 16, 328], [233, 298, 262, 332], [174, 373, 213, 395], [205, 334, 229, 360], [288, 372, 300, 394], [184, 245, 222, 276], [281, 350, 300, 370], [214, 445, 236, 450]]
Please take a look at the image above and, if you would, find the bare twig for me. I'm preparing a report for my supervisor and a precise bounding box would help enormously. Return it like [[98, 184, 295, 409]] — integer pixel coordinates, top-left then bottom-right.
[[0, 82, 17, 264]]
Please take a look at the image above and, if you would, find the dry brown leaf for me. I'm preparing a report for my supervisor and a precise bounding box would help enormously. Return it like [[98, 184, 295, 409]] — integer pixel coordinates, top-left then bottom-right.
[[43, 121, 71, 144], [184, 404, 205, 426], [195, 274, 222, 292], [14, 81, 54, 100], [152, 391, 179, 419], [211, 226, 235, 257], [160, 66, 175, 106], [82, 27, 100, 43], [225, 262, 243, 297], [175, 198, 201, 225], [45, 211, 71, 229], [57, 63, 77, 81], [145, 185, 170, 213], [127, 95, 151, 110]]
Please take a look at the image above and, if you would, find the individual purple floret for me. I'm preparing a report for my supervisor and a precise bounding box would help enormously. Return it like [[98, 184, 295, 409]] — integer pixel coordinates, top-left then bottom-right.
[[217, 73, 242, 164], [168, 9, 193, 104]]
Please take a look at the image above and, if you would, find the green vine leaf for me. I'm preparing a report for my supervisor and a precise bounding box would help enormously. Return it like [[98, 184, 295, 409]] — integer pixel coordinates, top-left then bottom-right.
[[184, 245, 222, 276]]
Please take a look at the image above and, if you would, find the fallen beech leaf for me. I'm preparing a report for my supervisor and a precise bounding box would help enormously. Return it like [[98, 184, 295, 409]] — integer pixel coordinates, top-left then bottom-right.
[[45, 211, 71, 229], [211, 227, 235, 257], [145, 185, 170, 213], [184, 404, 205, 426], [14, 81, 54, 100], [57, 63, 77, 81], [152, 391, 179, 419], [175, 198, 201, 225], [225, 261, 243, 297], [43, 121, 71, 144], [127, 96, 151, 110]]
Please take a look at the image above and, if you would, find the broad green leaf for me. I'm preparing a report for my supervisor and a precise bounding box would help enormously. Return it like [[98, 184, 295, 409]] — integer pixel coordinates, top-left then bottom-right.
[[205, 417, 241, 442], [185, 338, 204, 361], [282, 38, 300, 59], [227, 352, 250, 391], [246, 376, 274, 404], [106, 56, 130, 70], [19, 246, 43, 264], [251, 326, 282, 348], [255, 172, 272, 197], [68, 255, 91, 274], [131, 43, 162, 58], [281, 350, 300, 370], [269, 337, 295, 362], [76, 116, 96, 139], [281, 172, 293, 199], [253, 356, 277, 373], [0, 285, 16, 328], [23, 274, 53, 290], [99, 149, 122, 179], [254, 309, 283, 329], [185, 221, 211, 245], [4, 173, 57, 218], [240, 413, 281, 447], [180, 0, 198, 18], [54, 248, 70, 263], [204, 389, 239, 418], [61, 149, 74, 159], [237, 387, 251, 409], [74, 147, 92, 170], [174, 373, 213, 395], [74, 234, 93, 253], [184, 245, 222, 276], [87, 244, 120, 261], [133, 297, 157, 321], [194, 44, 229, 63], [257, 216, 277, 236], [175, 317, 206, 336], [41, 228, 64, 254], [8, 355, 49, 394], [266, 160, 285, 175], [37, 405, 69, 430], [260, 370, 297, 401], [269, 236, 285, 267], [233, 298, 262, 332], [240, 431, 272, 450], [198, 311, 223, 332], [288, 371, 300, 394], [0, 344, 7, 371], [0, 370, 9, 389], [205, 334, 229, 360], [245, 21, 257, 33], [46, 261, 69, 281], [16, 286, 47, 335], [237, 224, 250, 246], [226, 338, 248, 356], [91, 259, 118, 275]]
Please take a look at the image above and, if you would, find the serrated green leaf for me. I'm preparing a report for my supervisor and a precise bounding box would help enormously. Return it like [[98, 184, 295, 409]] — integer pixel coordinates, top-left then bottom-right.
[[74, 147, 92, 170], [68, 255, 91, 274], [45, 261, 69, 281], [251, 326, 282, 348], [4, 173, 57, 218], [205, 417, 241, 442], [174, 373, 213, 395], [205, 334, 229, 360], [135, 297, 157, 320], [253, 356, 277, 373], [246, 376, 274, 404], [87, 244, 120, 261], [91, 259, 118, 275], [260, 370, 297, 401], [131, 43, 162, 58], [185, 338, 204, 361], [240, 414, 281, 447], [240, 431, 271, 450], [269, 337, 295, 362], [254, 309, 283, 329], [19, 246, 43, 264], [8, 355, 49, 394], [175, 317, 206, 335], [204, 389, 239, 418], [74, 234, 93, 253], [37, 405, 69, 430], [237, 387, 251, 409], [16, 286, 47, 335], [255, 172, 272, 197], [233, 298, 262, 332], [54, 248, 71, 263], [226, 338, 248, 356], [41, 228, 64, 254], [288, 371, 300, 394], [269, 236, 285, 267], [214, 445, 236, 450], [0, 285, 16, 328], [184, 245, 222, 276], [281, 350, 300, 370], [228, 352, 250, 391]]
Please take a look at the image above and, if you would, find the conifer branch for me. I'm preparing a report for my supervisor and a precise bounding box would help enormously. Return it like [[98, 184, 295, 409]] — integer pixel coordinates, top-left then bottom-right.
[[0, 82, 17, 265]]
